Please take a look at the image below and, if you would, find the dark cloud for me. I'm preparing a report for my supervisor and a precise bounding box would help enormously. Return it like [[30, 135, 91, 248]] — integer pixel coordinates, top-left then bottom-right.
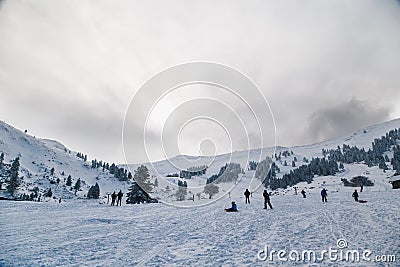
[[305, 99, 391, 143]]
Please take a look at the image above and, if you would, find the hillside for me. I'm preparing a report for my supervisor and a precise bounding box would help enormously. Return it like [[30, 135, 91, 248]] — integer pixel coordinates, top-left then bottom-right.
[[0, 121, 130, 202], [1, 118, 399, 205], [123, 118, 400, 205]]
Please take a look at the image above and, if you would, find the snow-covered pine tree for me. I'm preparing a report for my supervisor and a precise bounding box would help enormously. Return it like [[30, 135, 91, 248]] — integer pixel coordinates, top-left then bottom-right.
[[126, 181, 157, 204], [134, 165, 153, 193], [87, 183, 100, 199], [45, 188, 52, 198], [74, 178, 81, 194], [66, 175, 72, 186], [0, 152, 4, 170], [7, 157, 20, 196]]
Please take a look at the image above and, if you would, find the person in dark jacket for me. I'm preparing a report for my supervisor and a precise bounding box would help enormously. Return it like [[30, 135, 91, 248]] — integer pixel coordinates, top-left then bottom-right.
[[352, 189, 359, 202], [225, 201, 238, 212], [321, 188, 328, 202], [263, 190, 273, 209], [244, 189, 251, 204], [301, 189, 306, 198], [117, 190, 123, 206], [111, 191, 117, 206]]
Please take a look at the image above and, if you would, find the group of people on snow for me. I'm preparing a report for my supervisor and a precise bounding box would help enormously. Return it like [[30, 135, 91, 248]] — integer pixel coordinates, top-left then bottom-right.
[[226, 184, 365, 212], [111, 190, 123, 206], [225, 189, 273, 212]]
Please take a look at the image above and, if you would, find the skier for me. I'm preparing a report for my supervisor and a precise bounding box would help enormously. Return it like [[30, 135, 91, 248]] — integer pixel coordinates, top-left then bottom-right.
[[244, 189, 251, 204], [111, 191, 117, 206], [117, 190, 123, 206], [58, 197, 61, 204], [352, 189, 359, 202], [301, 189, 306, 198], [360, 185, 363, 192], [225, 201, 238, 212], [263, 190, 273, 209], [321, 188, 328, 202], [294, 187, 298, 195]]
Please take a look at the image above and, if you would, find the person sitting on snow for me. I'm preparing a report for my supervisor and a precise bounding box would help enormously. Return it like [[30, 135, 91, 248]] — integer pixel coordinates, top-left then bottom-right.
[[225, 201, 238, 212]]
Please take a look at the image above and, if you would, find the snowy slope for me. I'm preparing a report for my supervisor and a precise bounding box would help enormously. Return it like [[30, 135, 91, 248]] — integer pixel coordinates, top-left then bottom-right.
[[1, 118, 399, 205], [0, 121, 129, 202], [0, 162, 398, 266], [123, 118, 400, 205]]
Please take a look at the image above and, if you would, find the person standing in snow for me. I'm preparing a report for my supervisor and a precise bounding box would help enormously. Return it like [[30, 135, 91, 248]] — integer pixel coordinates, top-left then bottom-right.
[[117, 190, 123, 206], [244, 189, 251, 204], [352, 189, 359, 202], [301, 189, 306, 198], [360, 185, 363, 192], [111, 191, 117, 206], [263, 190, 273, 209], [321, 188, 328, 202]]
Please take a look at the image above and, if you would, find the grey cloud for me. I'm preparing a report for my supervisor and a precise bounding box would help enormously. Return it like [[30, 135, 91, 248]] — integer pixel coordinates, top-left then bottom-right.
[[305, 99, 391, 143]]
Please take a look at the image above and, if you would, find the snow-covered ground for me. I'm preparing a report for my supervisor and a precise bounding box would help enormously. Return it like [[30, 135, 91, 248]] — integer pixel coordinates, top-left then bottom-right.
[[1, 163, 398, 266], [1, 119, 400, 265]]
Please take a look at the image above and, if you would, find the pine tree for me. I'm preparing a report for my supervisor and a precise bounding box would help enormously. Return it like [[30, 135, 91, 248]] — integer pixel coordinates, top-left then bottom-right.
[[74, 178, 81, 194], [134, 165, 153, 193], [7, 157, 20, 196], [87, 183, 100, 199], [126, 181, 157, 204], [0, 152, 4, 170], [66, 175, 72, 186], [45, 188, 53, 198], [154, 178, 159, 187]]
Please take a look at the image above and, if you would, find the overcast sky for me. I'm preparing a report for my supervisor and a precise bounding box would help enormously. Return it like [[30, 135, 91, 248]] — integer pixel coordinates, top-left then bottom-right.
[[0, 0, 400, 164]]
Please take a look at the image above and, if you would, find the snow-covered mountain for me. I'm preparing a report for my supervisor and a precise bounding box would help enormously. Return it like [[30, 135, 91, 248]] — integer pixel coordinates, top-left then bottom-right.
[[1, 118, 399, 204], [122, 118, 400, 204], [0, 120, 130, 202]]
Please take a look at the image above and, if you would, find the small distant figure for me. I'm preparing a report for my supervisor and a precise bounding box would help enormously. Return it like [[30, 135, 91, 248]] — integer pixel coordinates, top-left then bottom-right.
[[117, 190, 123, 206], [58, 198, 62, 204], [228, 191, 231, 198], [360, 185, 363, 192], [193, 194, 195, 201], [301, 189, 306, 198], [244, 189, 251, 204], [111, 191, 117, 206], [352, 189, 359, 202], [294, 187, 298, 195], [225, 201, 238, 212], [263, 190, 273, 209], [321, 188, 328, 202]]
